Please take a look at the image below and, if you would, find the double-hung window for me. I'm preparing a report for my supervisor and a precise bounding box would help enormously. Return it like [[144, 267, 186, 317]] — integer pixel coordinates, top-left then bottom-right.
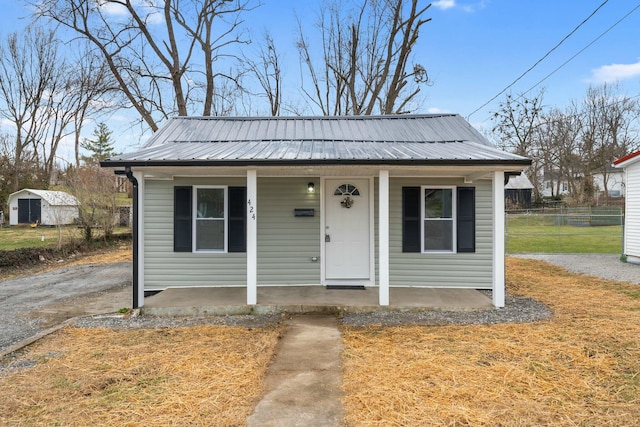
[[422, 186, 455, 252], [174, 185, 246, 253], [194, 186, 226, 252], [402, 186, 475, 254]]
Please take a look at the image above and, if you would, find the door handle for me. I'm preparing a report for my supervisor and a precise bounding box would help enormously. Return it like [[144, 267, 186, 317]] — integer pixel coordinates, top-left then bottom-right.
[[325, 234, 331, 242]]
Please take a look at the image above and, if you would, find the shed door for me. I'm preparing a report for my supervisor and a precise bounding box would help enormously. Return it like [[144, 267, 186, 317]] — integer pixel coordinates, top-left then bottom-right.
[[324, 179, 370, 280], [18, 199, 41, 224]]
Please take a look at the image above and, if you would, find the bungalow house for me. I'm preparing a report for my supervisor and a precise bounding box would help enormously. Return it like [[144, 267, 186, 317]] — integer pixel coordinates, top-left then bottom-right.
[[100, 115, 530, 309], [7, 189, 79, 226], [613, 151, 640, 263]]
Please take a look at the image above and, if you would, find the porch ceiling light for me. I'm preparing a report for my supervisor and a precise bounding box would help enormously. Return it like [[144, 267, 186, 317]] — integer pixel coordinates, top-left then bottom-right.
[[308, 182, 315, 193]]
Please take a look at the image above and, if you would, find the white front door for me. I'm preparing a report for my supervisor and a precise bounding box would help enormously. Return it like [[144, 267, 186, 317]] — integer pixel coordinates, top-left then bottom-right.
[[324, 179, 371, 281]]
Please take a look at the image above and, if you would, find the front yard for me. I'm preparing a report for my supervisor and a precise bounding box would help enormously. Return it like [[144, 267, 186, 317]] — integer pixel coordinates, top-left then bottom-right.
[[1, 257, 639, 426]]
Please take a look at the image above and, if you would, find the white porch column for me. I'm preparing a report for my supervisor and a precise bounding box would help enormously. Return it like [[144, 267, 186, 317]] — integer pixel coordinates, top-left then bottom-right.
[[492, 171, 505, 308], [134, 171, 145, 308], [247, 170, 257, 305], [379, 170, 390, 306]]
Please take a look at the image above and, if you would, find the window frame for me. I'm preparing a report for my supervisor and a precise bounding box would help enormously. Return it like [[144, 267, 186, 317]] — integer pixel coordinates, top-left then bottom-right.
[[421, 185, 457, 253], [193, 185, 228, 253]]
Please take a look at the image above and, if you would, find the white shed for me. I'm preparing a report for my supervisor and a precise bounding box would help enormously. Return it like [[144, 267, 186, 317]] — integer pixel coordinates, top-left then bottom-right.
[[8, 189, 79, 226], [614, 151, 640, 263]]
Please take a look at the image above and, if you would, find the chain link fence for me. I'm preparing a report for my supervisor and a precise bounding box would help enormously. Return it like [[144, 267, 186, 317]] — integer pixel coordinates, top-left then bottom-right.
[[505, 206, 624, 254]]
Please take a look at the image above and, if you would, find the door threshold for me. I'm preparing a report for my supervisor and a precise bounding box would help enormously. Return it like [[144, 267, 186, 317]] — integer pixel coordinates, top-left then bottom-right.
[[326, 284, 366, 290]]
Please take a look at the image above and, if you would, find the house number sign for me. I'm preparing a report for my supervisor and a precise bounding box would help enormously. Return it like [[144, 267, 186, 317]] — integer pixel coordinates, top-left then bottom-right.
[[247, 199, 256, 221]]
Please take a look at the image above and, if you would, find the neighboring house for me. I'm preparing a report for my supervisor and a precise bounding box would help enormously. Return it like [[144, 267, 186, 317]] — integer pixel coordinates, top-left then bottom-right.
[[8, 189, 79, 226], [505, 173, 534, 209], [101, 115, 530, 309], [613, 151, 640, 263], [593, 166, 625, 198]]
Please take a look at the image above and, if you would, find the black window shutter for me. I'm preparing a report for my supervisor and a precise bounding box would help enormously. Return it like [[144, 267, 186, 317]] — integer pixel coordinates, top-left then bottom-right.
[[402, 187, 421, 253], [174, 186, 192, 252], [228, 186, 247, 253], [457, 187, 476, 253]]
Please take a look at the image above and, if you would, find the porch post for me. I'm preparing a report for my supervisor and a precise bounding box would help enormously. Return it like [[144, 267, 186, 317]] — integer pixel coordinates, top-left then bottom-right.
[[493, 171, 505, 308], [379, 170, 390, 306], [133, 171, 145, 308], [247, 170, 257, 305]]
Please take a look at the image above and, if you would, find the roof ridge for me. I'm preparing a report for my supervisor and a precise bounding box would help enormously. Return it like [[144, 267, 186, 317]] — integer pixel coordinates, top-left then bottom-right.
[[169, 114, 459, 121]]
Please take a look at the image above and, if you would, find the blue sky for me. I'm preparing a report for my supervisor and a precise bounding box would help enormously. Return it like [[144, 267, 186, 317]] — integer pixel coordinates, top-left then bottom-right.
[[2, 0, 640, 156]]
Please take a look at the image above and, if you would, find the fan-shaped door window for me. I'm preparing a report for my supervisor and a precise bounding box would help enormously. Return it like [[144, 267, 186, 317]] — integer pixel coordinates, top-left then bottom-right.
[[334, 183, 360, 208], [333, 183, 360, 196]]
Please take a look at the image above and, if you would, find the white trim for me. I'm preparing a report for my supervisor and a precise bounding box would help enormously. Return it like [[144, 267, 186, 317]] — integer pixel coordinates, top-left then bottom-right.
[[134, 171, 145, 307], [320, 177, 326, 284], [379, 170, 389, 305], [368, 176, 375, 285], [247, 170, 257, 305], [492, 171, 505, 308], [192, 185, 228, 253], [421, 185, 457, 253]]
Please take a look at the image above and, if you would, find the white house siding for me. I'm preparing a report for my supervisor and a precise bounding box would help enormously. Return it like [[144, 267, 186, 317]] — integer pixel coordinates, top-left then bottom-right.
[[387, 178, 494, 289], [257, 178, 321, 285], [143, 177, 248, 290], [625, 164, 640, 260]]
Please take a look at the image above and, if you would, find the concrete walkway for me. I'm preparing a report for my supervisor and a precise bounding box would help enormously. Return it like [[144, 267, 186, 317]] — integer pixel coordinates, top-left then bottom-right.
[[247, 315, 344, 427]]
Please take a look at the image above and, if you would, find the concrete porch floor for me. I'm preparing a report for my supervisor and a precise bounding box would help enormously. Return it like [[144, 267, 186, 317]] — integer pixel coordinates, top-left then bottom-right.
[[141, 286, 494, 316]]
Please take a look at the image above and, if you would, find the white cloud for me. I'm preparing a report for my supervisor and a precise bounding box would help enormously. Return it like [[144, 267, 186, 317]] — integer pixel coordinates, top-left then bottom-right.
[[426, 107, 451, 114], [432, 0, 456, 10], [432, 0, 488, 12], [589, 59, 640, 83]]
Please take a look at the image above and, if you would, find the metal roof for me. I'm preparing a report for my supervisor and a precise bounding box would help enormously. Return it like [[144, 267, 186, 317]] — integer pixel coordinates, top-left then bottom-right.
[[9, 189, 79, 206], [103, 115, 530, 167]]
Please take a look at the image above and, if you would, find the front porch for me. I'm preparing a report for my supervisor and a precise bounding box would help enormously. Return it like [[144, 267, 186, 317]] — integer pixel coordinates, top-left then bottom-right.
[[141, 286, 494, 316]]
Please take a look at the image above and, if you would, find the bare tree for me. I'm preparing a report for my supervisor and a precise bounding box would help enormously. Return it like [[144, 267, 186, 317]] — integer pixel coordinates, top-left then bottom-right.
[[580, 83, 640, 200], [32, 0, 256, 131], [0, 27, 61, 191], [491, 89, 546, 200], [536, 106, 582, 199], [69, 45, 121, 167], [68, 166, 120, 242], [244, 32, 283, 116], [297, 0, 431, 116]]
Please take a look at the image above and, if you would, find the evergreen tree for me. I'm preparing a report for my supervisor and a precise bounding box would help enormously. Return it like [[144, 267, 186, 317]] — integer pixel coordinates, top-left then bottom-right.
[[81, 123, 119, 163]]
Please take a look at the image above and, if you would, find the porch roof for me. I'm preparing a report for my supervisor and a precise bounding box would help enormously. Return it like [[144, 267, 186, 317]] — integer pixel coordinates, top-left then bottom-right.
[[102, 115, 530, 168]]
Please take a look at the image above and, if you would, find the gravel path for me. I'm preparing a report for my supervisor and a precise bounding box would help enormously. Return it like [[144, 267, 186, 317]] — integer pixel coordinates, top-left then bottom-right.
[[0, 263, 131, 354], [510, 254, 640, 284]]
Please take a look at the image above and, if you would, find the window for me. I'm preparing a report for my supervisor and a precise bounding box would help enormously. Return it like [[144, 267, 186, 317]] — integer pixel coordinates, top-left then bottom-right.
[[422, 187, 454, 252], [174, 185, 246, 253], [195, 186, 226, 251], [402, 186, 475, 254]]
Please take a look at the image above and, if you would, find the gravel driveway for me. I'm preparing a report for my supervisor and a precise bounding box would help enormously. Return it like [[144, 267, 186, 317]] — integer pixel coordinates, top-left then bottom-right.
[[510, 254, 640, 284], [0, 263, 131, 354]]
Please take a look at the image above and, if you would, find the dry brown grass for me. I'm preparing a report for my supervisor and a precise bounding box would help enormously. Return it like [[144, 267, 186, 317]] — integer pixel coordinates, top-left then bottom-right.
[[342, 257, 640, 426], [0, 325, 282, 427]]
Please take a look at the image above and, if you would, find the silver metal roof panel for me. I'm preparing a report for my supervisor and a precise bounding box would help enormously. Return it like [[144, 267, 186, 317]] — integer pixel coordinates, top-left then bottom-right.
[[104, 115, 530, 167]]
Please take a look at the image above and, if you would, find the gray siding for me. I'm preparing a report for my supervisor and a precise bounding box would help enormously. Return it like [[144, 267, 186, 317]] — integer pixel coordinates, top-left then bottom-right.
[[387, 178, 494, 289], [257, 178, 321, 284], [143, 177, 247, 290], [142, 175, 494, 290]]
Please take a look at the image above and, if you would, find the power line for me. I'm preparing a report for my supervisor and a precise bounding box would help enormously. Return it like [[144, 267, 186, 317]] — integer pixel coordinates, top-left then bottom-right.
[[521, 2, 640, 97], [467, 0, 610, 119]]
